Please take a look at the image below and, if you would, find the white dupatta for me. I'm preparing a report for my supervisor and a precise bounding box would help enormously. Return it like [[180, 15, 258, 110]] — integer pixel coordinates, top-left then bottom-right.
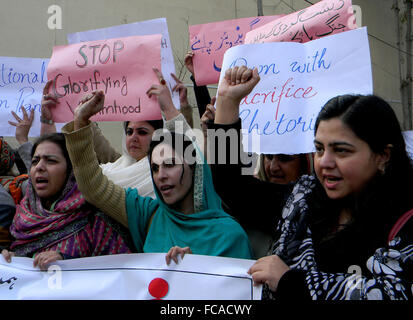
[[100, 130, 155, 199]]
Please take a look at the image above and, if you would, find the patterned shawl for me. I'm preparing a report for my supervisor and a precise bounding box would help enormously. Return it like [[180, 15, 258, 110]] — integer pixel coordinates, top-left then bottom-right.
[[0, 138, 15, 176], [10, 172, 92, 256], [10, 171, 132, 257], [264, 175, 413, 300]]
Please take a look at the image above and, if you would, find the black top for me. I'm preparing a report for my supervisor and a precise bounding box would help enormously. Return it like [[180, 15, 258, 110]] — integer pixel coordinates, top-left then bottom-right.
[[207, 118, 413, 300], [190, 75, 211, 118], [208, 119, 292, 235]]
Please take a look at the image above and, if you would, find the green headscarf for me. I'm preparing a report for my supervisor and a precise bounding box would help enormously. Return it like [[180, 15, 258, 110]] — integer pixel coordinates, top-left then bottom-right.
[[125, 130, 252, 260]]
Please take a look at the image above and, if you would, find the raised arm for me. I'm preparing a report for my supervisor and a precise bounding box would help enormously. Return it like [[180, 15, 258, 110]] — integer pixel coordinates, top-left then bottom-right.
[[171, 73, 194, 128], [41, 80, 121, 164], [147, 68, 203, 161], [210, 67, 290, 234], [185, 51, 211, 117], [90, 123, 121, 164], [8, 106, 34, 145], [62, 91, 128, 227]]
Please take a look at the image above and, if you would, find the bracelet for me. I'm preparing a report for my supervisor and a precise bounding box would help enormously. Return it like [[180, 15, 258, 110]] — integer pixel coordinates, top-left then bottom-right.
[[40, 116, 54, 125]]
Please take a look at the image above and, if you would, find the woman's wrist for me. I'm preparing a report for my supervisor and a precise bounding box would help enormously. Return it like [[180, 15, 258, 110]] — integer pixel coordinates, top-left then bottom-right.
[[74, 118, 90, 131], [40, 116, 54, 125], [16, 136, 29, 145], [162, 103, 180, 121], [214, 96, 240, 124]]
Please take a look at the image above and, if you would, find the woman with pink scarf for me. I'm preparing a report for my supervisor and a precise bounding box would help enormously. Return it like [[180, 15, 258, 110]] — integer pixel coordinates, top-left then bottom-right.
[[1, 133, 132, 269]]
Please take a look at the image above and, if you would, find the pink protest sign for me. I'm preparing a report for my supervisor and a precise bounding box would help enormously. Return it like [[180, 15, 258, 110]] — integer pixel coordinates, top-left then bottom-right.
[[189, 15, 283, 85], [245, 0, 356, 44], [47, 34, 162, 122]]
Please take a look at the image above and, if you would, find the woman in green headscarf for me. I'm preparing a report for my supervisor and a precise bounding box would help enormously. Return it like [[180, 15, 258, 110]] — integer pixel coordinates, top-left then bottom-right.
[[62, 71, 252, 262]]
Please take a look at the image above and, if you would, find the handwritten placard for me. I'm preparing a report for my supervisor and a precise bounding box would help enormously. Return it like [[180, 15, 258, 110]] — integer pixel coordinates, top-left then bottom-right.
[[67, 18, 180, 110], [218, 27, 372, 154], [47, 34, 162, 123], [245, 0, 357, 44], [0, 57, 49, 137], [189, 15, 283, 85], [0, 253, 261, 300]]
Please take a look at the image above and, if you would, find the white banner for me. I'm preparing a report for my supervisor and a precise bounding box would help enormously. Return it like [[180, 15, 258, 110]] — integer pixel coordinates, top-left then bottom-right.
[[67, 18, 180, 110], [0, 253, 261, 300], [218, 27, 373, 154]]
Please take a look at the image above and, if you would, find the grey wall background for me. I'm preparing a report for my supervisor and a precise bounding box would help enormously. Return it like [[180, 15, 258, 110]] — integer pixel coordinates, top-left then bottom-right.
[[1, 0, 410, 153]]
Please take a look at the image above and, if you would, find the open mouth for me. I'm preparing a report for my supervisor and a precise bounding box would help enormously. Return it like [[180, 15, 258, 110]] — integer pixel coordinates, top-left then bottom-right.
[[160, 185, 174, 193], [35, 177, 49, 188], [323, 175, 342, 188], [270, 174, 285, 179], [325, 176, 342, 182]]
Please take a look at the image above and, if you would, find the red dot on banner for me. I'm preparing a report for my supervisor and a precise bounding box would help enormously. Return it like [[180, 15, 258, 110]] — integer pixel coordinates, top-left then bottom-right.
[[148, 278, 169, 299]]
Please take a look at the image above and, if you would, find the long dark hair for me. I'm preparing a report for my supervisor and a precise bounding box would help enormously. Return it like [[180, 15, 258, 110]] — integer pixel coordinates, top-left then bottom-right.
[[310, 94, 413, 248]]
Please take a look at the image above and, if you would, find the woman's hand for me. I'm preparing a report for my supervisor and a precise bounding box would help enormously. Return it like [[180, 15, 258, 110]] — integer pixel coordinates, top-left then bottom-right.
[[33, 251, 63, 270], [1, 249, 15, 263], [165, 246, 192, 265], [74, 90, 105, 130], [218, 66, 260, 102], [215, 66, 260, 124], [39, 80, 59, 135], [247, 255, 290, 292], [8, 106, 34, 145], [146, 68, 179, 121], [171, 73, 189, 107], [41, 80, 59, 120], [184, 52, 195, 76], [200, 100, 216, 139]]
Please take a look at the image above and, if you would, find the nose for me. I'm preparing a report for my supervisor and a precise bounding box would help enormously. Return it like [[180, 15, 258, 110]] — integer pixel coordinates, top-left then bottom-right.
[[317, 150, 336, 169], [157, 165, 168, 180], [33, 158, 46, 172], [269, 157, 281, 172], [130, 131, 140, 141]]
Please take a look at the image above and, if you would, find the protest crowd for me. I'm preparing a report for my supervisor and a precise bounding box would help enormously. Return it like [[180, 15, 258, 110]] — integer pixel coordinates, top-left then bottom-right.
[[0, 0, 412, 301]]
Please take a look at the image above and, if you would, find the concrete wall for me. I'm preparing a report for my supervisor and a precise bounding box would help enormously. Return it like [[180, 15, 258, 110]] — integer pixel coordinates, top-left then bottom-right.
[[1, 0, 410, 151]]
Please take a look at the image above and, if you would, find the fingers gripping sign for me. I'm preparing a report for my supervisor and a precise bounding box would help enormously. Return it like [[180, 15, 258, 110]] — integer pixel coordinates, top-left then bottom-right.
[[1, 249, 15, 263], [165, 246, 193, 265], [33, 251, 63, 271], [247, 255, 290, 292]]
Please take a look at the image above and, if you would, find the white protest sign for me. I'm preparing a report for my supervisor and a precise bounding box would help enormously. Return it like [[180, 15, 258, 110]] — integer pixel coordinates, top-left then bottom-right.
[[67, 18, 180, 110], [218, 27, 372, 154], [403, 130, 413, 161], [0, 253, 261, 300], [0, 57, 65, 137], [0, 57, 45, 137]]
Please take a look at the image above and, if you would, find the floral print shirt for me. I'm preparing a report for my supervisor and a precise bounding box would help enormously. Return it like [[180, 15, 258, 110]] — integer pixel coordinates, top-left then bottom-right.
[[264, 175, 413, 300]]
